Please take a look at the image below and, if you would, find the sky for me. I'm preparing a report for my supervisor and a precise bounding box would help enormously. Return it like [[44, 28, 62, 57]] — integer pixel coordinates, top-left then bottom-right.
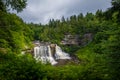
[[16, 0, 112, 24]]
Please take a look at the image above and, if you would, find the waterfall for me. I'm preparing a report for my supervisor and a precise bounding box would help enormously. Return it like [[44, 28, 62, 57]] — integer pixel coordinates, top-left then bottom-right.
[[47, 46, 57, 65], [34, 44, 71, 65], [34, 46, 48, 63], [55, 45, 71, 59], [34, 46, 40, 61]]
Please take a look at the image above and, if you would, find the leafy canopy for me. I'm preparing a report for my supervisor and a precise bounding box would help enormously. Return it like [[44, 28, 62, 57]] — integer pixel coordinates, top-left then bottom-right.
[[0, 0, 27, 12]]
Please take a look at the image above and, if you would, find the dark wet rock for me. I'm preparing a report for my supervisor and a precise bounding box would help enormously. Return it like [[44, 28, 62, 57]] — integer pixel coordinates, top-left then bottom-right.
[[80, 33, 93, 46], [55, 54, 80, 66], [70, 54, 80, 64]]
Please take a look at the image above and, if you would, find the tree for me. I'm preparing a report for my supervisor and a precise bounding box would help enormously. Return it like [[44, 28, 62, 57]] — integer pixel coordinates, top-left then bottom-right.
[[96, 10, 103, 19], [61, 16, 65, 22], [104, 0, 120, 20], [0, 0, 27, 12], [85, 12, 94, 21], [111, 0, 120, 10], [78, 13, 84, 21]]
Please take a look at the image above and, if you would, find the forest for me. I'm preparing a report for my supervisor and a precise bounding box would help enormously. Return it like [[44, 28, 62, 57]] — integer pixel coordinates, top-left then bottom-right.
[[0, 0, 120, 80]]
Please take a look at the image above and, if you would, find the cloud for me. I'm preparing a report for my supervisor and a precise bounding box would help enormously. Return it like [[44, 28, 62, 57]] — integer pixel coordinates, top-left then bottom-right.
[[17, 0, 111, 24]]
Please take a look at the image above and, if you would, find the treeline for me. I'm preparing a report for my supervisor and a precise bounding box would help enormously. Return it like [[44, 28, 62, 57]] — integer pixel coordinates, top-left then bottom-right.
[[0, 0, 120, 80]]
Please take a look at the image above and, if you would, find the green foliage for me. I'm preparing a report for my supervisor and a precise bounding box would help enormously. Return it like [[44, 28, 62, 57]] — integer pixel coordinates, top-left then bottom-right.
[[0, 52, 46, 80], [0, 46, 112, 80], [111, 0, 120, 10], [0, 11, 33, 53], [62, 45, 80, 54], [0, 0, 120, 80], [0, 0, 27, 12]]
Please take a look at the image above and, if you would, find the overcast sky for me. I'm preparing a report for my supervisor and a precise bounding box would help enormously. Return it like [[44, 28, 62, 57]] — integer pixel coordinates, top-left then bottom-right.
[[16, 0, 112, 24]]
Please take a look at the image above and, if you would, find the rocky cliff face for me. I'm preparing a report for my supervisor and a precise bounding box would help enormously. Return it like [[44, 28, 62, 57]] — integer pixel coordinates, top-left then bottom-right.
[[61, 34, 80, 45], [61, 33, 93, 46], [80, 33, 93, 46]]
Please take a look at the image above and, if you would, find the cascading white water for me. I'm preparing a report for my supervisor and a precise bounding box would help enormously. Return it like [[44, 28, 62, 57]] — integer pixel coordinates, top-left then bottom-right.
[[34, 46, 40, 61], [55, 45, 71, 59], [34, 44, 71, 65], [34, 45, 57, 65], [47, 46, 58, 65], [34, 46, 48, 63]]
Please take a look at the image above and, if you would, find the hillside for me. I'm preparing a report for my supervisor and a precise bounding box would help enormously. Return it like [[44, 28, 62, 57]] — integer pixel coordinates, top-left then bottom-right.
[[0, 0, 120, 80]]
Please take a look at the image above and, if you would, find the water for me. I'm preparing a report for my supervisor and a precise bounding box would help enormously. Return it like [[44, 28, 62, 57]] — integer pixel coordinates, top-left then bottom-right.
[[34, 44, 71, 65], [55, 45, 71, 59]]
